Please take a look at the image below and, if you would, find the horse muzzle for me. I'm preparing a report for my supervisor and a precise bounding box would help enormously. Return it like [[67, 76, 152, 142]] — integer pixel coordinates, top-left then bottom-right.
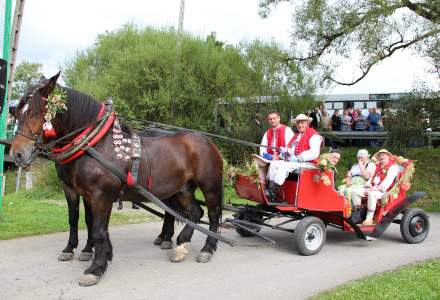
[[11, 145, 37, 168]]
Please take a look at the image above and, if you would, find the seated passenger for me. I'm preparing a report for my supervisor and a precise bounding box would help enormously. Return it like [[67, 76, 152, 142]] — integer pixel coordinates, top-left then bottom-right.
[[351, 149, 400, 225], [260, 110, 294, 160], [265, 113, 322, 201], [338, 149, 376, 201]]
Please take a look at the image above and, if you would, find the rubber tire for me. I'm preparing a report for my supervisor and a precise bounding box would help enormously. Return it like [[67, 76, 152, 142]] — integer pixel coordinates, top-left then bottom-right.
[[400, 208, 430, 244], [294, 216, 326, 256], [234, 213, 261, 238]]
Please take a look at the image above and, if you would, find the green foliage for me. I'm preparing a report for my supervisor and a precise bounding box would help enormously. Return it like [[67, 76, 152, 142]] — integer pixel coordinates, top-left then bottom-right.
[[385, 91, 440, 148], [312, 259, 440, 300], [11, 61, 43, 100], [258, 0, 440, 86], [63, 24, 316, 160]]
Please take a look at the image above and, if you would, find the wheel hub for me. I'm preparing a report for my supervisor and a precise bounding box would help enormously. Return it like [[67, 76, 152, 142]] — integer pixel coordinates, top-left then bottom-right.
[[304, 224, 323, 251]]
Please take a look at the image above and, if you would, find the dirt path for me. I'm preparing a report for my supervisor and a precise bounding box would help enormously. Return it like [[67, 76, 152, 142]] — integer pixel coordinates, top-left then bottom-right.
[[1, 214, 439, 300]]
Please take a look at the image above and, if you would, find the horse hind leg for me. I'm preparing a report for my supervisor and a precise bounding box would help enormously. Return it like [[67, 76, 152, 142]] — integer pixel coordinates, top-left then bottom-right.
[[170, 187, 204, 263], [58, 184, 79, 261], [197, 186, 223, 263], [78, 198, 94, 261]]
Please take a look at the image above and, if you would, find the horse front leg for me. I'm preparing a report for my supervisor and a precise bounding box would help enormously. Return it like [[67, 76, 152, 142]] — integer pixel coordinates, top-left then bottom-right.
[[78, 199, 94, 261], [58, 184, 79, 261], [78, 194, 113, 286]]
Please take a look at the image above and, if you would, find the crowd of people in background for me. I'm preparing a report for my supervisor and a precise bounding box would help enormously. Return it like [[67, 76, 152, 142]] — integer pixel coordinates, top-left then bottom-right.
[[308, 106, 383, 132], [308, 105, 384, 147]]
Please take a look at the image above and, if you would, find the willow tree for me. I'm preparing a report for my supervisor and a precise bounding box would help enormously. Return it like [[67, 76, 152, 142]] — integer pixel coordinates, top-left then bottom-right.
[[258, 0, 440, 85]]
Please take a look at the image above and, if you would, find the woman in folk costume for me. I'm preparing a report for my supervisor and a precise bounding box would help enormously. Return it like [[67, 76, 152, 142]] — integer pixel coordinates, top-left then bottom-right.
[[338, 149, 376, 204], [351, 149, 400, 225], [265, 113, 322, 201], [259, 110, 294, 160]]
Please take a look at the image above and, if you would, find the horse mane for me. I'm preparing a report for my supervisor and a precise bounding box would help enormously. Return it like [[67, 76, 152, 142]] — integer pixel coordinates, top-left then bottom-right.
[[58, 87, 102, 131]]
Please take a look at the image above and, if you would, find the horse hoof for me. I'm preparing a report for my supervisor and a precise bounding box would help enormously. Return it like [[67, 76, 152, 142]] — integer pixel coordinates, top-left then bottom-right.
[[160, 241, 173, 250], [196, 252, 213, 263], [78, 273, 101, 286], [153, 236, 164, 246], [58, 252, 74, 261], [170, 243, 190, 263], [78, 252, 94, 261]]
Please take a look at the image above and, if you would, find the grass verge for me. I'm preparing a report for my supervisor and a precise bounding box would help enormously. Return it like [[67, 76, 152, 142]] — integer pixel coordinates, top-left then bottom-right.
[[311, 258, 440, 300], [0, 189, 158, 240]]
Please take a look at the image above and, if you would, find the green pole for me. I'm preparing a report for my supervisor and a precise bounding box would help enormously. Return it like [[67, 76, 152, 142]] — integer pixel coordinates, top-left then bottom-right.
[[0, 0, 12, 211]]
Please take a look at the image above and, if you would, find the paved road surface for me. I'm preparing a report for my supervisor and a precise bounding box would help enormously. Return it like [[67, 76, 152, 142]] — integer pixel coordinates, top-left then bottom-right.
[[1, 214, 439, 300]]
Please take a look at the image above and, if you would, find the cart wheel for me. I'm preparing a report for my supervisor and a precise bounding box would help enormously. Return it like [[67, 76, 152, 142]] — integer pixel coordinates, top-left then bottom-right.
[[400, 208, 429, 244], [233, 213, 261, 237], [294, 216, 326, 256]]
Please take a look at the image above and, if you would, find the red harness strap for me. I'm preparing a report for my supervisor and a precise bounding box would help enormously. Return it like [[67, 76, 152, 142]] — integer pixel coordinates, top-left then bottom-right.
[[51, 104, 116, 164], [52, 104, 106, 154]]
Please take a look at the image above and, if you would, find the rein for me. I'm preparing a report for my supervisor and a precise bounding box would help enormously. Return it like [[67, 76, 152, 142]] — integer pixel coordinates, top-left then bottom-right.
[[117, 115, 282, 152]]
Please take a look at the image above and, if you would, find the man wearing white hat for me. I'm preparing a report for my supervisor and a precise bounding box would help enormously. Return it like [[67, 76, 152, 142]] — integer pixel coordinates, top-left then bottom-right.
[[351, 149, 400, 225], [265, 113, 322, 201]]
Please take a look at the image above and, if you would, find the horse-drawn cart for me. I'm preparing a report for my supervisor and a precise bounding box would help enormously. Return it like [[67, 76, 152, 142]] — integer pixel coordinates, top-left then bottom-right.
[[224, 166, 429, 255]]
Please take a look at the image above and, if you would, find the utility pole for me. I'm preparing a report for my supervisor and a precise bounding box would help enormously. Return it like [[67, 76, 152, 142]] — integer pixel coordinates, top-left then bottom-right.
[[171, 0, 185, 119], [7, 0, 25, 101]]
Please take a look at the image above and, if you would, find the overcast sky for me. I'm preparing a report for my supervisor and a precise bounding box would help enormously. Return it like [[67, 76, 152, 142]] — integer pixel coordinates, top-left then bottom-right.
[[15, 0, 439, 95]]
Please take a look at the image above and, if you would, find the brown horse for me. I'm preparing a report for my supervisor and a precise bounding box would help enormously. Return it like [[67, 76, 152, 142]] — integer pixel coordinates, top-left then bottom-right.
[[10, 73, 224, 286]]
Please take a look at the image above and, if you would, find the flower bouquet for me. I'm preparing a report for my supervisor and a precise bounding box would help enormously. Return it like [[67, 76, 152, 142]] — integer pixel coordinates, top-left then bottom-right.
[[316, 153, 337, 186]]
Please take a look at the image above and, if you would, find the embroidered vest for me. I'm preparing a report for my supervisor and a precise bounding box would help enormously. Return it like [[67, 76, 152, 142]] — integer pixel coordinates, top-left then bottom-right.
[[371, 161, 397, 192], [266, 125, 287, 155], [287, 127, 320, 164]]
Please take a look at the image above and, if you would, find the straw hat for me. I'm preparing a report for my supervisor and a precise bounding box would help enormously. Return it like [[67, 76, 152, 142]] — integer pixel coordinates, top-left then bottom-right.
[[357, 149, 370, 158], [293, 113, 312, 122], [373, 149, 393, 161]]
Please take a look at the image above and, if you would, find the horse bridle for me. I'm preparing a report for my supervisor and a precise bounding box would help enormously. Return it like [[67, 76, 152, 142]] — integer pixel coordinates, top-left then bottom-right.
[[15, 98, 46, 153]]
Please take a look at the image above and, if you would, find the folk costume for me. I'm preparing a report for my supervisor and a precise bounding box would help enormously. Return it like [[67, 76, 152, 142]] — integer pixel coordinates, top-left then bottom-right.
[[338, 149, 376, 204], [267, 114, 322, 187], [260, 124, 294, 158], [351, 149, 400, 225]]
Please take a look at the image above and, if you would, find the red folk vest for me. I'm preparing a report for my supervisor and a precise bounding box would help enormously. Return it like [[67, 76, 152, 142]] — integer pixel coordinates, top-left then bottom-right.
[[371, 161, 397, 192], [287, 127, 320, 164], [266, 125, 288, 155]]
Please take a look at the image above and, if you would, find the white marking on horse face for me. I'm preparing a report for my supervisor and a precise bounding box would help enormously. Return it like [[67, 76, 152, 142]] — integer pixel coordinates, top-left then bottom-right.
[[21, 103, 29, 115]]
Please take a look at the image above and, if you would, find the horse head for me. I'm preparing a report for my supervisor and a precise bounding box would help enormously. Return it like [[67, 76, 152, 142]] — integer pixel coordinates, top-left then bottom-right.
[[10, 72, 60, 167]]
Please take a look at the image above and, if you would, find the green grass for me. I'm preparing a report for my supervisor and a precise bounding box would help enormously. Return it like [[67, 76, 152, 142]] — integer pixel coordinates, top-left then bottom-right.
[[0, 190, 158, 240], [311, 258, 440, 300], [333, 147, 440, 212]]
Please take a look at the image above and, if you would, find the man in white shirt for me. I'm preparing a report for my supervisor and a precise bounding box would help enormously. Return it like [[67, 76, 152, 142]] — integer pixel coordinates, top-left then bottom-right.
[[265, 113, 322, 201], [351, 149, 400, 225], [259, 110, 294, 160]]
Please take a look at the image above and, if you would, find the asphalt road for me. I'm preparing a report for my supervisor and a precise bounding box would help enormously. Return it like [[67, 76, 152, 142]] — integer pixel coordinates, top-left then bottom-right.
[[1, 214, 439, 300]]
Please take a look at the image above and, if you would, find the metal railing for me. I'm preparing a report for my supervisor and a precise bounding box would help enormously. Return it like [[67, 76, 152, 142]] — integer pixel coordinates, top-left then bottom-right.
[[320, 131, 440, 146]]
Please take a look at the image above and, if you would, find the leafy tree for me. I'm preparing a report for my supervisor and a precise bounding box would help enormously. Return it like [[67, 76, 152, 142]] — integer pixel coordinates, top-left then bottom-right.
[[63, 24, 317, 163], [64, 24, 316, 130], [258, 0, 440, 86], [11, 61, 43, 100]]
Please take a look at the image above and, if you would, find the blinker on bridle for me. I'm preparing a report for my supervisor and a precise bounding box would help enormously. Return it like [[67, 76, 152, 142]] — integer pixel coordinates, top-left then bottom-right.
[[15, 94, 50, 153]]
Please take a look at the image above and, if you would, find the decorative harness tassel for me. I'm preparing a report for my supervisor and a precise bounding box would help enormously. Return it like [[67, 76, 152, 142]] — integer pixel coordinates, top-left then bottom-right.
[[43, 121, 57, 138]]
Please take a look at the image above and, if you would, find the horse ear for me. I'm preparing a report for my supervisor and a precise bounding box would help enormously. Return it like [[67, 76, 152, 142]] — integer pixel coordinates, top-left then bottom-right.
[[40, 72, 60, 97]]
